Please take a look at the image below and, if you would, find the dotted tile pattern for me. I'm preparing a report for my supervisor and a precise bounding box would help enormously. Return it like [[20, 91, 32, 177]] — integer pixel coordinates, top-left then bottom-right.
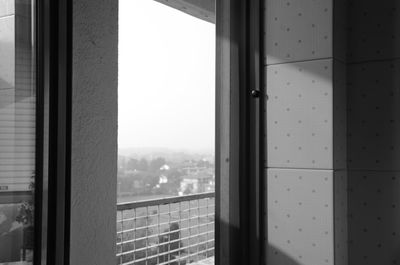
[[347, 60, 400, 170], [265, 0, 332, 64], [264, 0, 348, 264], [347, 0, 400, 63], [266, 59, 346, 169], [345, 0, 400, 263], [268, 168, 343, 265], [264, 0, 346, 64], [346, 0, 400, 263], [333, 0, 347, 63], [348, 171, 400, 265], [333, 61, 347, 170], [334, 170, 348, 265]]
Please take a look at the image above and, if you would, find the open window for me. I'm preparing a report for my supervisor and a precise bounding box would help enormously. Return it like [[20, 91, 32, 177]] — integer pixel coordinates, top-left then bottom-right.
[[117, 1, 216, 264], [117, 1, 263, 265], [0, 0, 263, 264]]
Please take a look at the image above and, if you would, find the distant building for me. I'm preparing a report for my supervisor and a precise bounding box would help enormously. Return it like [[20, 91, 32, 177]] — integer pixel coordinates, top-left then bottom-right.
[[159, 175, 168, 184], [179, 167, 214, 195], [159, 164, 170, 171]]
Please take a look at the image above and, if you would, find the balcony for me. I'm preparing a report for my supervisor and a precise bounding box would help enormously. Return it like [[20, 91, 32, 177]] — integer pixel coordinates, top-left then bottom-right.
[[116, 192, 215, 265]]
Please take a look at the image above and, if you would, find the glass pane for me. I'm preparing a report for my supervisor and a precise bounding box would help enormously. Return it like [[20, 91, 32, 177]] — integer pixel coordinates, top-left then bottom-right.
[[118, 0, 215, 264], [0, 0, 36, 263]]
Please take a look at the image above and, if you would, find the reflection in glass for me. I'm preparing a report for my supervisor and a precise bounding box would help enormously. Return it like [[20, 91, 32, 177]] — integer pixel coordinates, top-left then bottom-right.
[[0, 0, 35, 263]]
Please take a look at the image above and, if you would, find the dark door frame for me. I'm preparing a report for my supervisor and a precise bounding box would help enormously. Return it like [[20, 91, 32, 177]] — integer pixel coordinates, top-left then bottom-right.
[[215, 0, 265, 264]]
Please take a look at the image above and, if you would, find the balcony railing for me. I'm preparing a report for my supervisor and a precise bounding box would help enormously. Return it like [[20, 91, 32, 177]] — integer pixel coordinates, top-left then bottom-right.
[[116, 192, 215, 265]]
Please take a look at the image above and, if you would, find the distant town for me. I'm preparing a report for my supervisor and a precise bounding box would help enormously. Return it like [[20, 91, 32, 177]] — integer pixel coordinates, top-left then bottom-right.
[[117, 148, 215, 202]]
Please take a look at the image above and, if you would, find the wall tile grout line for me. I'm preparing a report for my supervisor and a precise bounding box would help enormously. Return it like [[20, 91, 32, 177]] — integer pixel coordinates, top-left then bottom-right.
[[264, 56, 336, 67]]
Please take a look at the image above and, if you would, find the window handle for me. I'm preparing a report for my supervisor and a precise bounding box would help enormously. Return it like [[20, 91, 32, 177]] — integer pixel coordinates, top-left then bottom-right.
[[251, 89, 261, 98]]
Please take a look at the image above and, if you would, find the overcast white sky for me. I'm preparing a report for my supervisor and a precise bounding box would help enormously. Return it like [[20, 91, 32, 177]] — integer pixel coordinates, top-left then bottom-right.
[[118, 0, 215, 152]]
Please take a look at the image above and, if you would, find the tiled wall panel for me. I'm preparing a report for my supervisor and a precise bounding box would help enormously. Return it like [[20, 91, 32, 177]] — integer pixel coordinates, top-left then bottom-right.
[[333, 61, 347, 169], [334, 170, 348, 265], [333, 0, 347, 63], [266, 59, 346, 169], [346, 1, 400, 264], [347, 60, 400, 170], [348, 171, 400, 265], [265, 0, 332, 64], [265, 0, 346, 64], [265, 0, 400, 264], [264, 1, 348, 264], [268, 168, 347, 265], [347, 0, 400, 63]]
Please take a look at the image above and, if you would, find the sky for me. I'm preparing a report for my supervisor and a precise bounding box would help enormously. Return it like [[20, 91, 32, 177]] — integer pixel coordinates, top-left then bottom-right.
[[118, 0, 215, 153]]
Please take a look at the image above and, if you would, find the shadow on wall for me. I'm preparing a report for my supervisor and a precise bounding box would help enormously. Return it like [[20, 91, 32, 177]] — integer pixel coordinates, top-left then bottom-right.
[[347, 0, 400, 170], [347, 0, 400, 264], [216, 216, 301, 265], [264, 0, 348, 171], [265, 0, 400, 265], [347, 0, 400, 63], [348, 173, 400, 265], [268, 244, 301, 265]]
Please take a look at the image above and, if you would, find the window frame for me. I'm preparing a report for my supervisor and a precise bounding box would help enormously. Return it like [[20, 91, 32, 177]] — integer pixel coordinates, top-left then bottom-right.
[[33, 0, 264, 264], [34, 0, 72, 264], [215, 0, 264, 264]]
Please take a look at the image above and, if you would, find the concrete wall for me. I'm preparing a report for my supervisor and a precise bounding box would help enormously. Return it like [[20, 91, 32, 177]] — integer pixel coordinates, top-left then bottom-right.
[[70, 0, 118, 263]]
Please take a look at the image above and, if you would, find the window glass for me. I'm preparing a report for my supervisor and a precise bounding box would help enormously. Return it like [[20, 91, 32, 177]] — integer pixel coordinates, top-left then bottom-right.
[[0, 0, 36, 263]]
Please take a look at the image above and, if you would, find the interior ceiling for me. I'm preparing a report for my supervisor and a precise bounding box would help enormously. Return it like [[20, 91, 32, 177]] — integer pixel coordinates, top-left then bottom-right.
[[154, 0, 215, 24]]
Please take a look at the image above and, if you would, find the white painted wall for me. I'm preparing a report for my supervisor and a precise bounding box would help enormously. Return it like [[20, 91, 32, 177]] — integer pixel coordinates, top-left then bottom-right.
[[70, 0, 118, 263]]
